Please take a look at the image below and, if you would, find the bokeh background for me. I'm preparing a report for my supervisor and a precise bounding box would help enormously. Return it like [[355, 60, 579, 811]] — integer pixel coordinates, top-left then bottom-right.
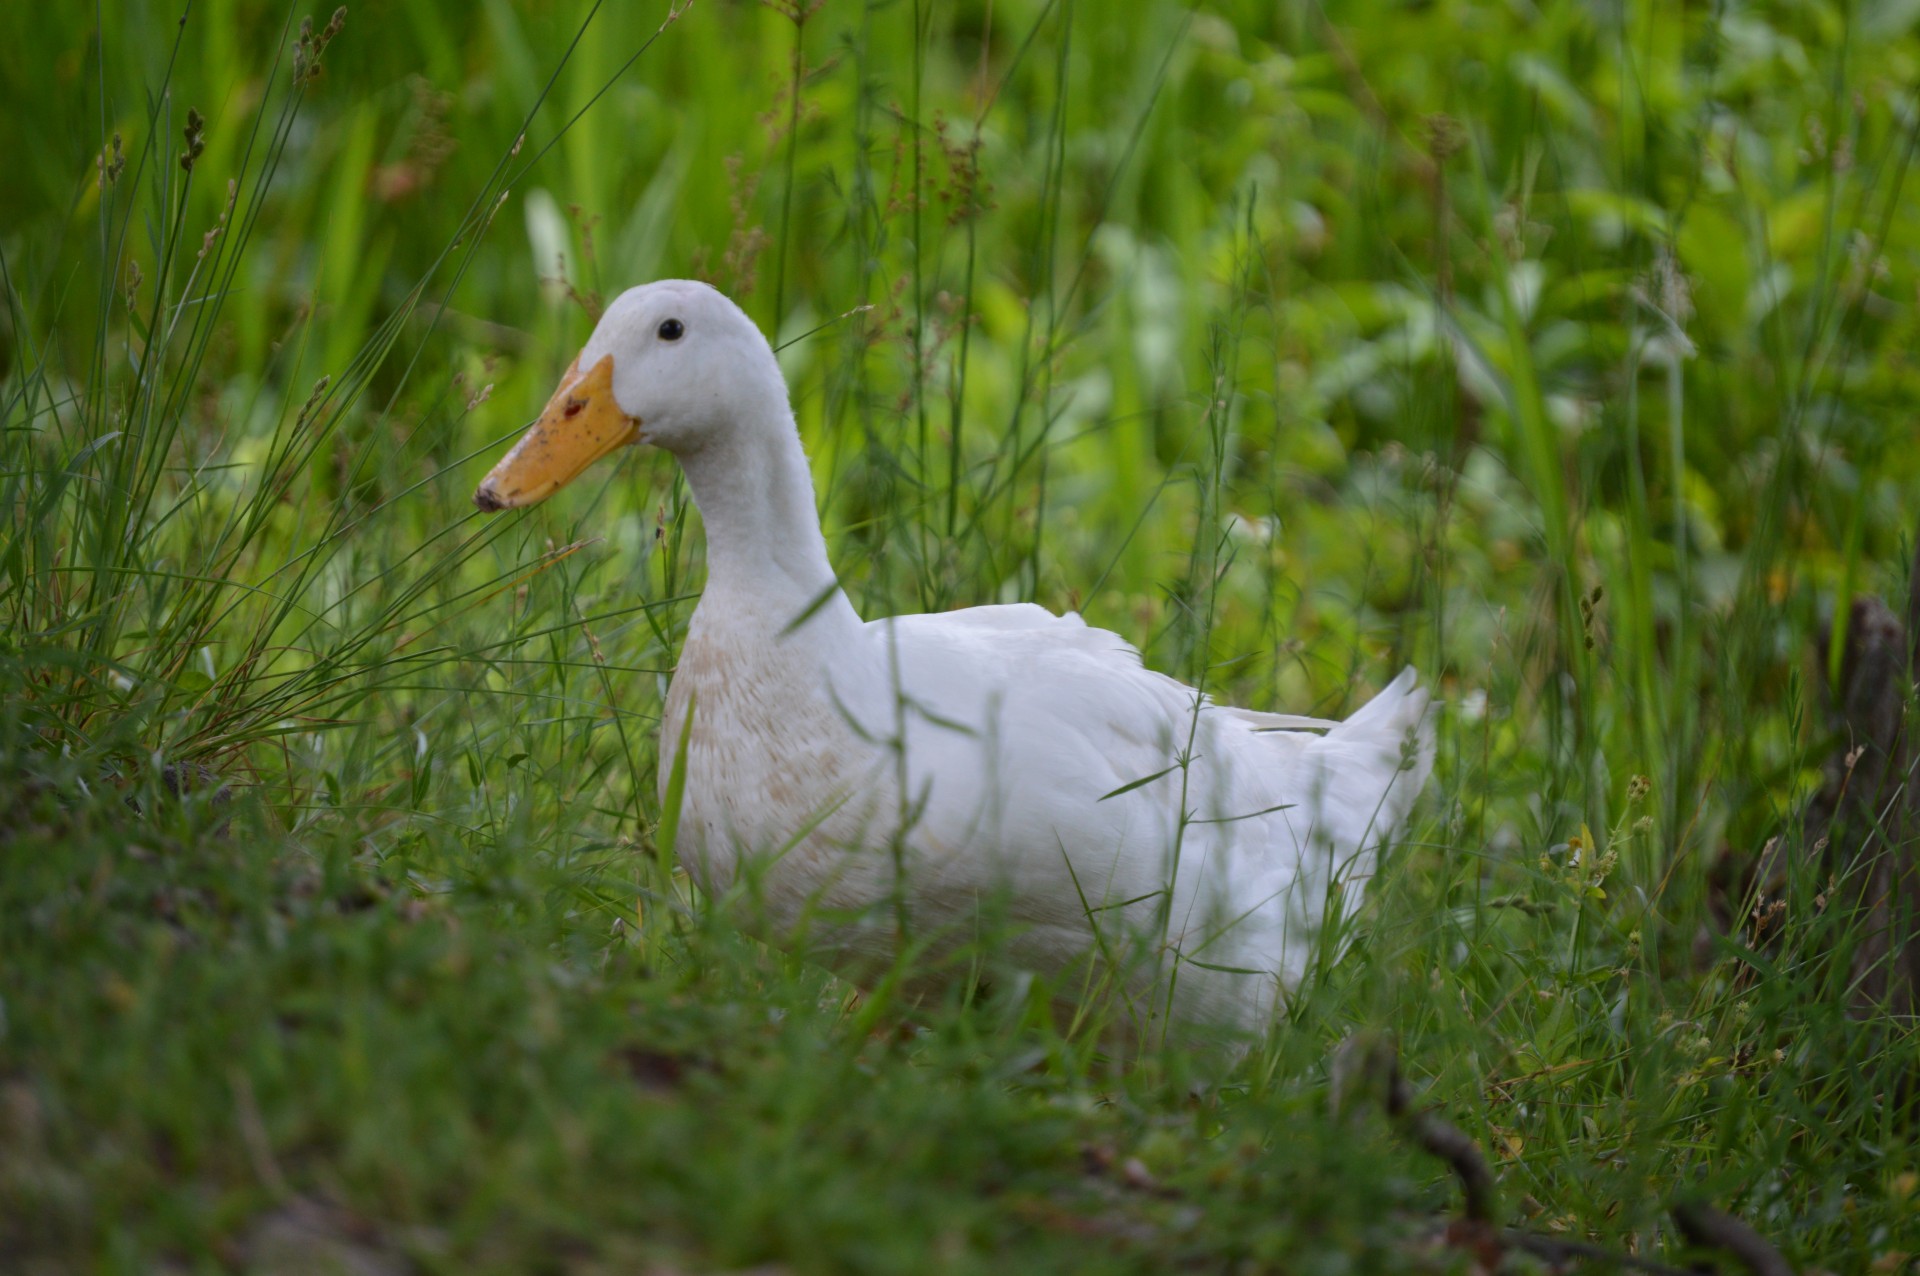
[[4, 0, 1918, 1269]]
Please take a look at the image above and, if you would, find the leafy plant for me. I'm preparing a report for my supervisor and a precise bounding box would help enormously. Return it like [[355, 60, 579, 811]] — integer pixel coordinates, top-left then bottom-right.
[[2, 0, 1917, 1269]]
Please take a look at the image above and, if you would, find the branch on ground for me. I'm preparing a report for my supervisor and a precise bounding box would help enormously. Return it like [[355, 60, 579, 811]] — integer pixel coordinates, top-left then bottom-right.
[[1331, 1035, 1789, 1276], [1672, 1200, 1797, 1276]]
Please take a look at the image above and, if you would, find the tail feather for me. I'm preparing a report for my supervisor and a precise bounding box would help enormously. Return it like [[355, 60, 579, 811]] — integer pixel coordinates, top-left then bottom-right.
[[1325, 667, 1435, 848]]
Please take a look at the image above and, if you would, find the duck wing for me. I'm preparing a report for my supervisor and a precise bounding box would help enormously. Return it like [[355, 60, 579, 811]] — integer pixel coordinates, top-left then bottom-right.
[[842, 604, 1432, 1028]]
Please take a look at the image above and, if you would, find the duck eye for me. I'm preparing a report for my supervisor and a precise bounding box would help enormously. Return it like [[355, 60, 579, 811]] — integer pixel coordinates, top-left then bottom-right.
[[657, 318, 685, 341]]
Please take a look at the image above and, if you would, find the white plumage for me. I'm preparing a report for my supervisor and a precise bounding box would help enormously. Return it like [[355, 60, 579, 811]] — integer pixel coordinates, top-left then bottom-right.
[[477, 280, 1436, 1037]]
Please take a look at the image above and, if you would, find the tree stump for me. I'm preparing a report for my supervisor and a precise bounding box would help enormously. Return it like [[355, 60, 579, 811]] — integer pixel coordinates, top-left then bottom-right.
[[1772, 537, 1920, 1020]]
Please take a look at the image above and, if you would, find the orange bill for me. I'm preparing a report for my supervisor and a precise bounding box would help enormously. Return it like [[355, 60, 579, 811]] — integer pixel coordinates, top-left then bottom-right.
[[473, 353, 639, 511]]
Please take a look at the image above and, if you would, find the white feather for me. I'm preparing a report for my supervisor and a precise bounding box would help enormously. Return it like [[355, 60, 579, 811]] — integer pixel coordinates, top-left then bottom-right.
[[582, 281, 1435, 1036]]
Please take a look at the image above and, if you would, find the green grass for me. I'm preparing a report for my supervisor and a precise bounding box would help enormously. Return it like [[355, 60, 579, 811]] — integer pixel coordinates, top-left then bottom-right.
[[4, 0, 1920, 1270]]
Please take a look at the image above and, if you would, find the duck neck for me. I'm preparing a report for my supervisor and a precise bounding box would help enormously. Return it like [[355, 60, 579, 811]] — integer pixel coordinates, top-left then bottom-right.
[[674, 412, 858, 641]]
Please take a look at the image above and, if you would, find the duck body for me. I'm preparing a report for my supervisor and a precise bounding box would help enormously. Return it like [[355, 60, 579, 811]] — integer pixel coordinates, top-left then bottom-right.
[[667, 590, 1431, 1034], [476, 280, 1434, 1037]]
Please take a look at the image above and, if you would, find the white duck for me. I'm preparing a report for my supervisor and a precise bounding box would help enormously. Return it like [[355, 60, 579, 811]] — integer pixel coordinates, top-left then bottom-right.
[[476, 280, 1434, 1037]]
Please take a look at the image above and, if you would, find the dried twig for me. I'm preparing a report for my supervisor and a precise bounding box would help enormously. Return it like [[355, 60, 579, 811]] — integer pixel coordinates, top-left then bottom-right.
[[1332, 1035, 1787, 1276], [1672, 1201, 1797, 1276], [1504, 1229, 1696, 1276], [1333, 1032, 1496, 1222], [1377, 1056, 1498, 1224]]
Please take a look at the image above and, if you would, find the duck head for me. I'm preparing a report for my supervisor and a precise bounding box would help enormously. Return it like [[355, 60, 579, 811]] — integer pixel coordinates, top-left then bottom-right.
[[473, 279, 784, 511]]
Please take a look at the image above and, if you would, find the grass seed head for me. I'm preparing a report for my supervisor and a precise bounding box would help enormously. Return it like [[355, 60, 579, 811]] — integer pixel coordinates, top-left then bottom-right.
[[180, 108, 206, 172], [1424, 112, 1466, 161], [296, 375, 331, 429], [97, 132, 124, 188], [294, 7, 347, 84]]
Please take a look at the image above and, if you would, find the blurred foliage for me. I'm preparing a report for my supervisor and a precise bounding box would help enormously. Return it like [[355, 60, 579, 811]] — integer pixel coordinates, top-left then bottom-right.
[[3, 0, 1919, 1270]]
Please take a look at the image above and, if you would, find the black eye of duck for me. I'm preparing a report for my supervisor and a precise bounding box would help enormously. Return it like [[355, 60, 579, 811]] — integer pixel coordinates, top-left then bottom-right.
[[658, 318, 685, 341]]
